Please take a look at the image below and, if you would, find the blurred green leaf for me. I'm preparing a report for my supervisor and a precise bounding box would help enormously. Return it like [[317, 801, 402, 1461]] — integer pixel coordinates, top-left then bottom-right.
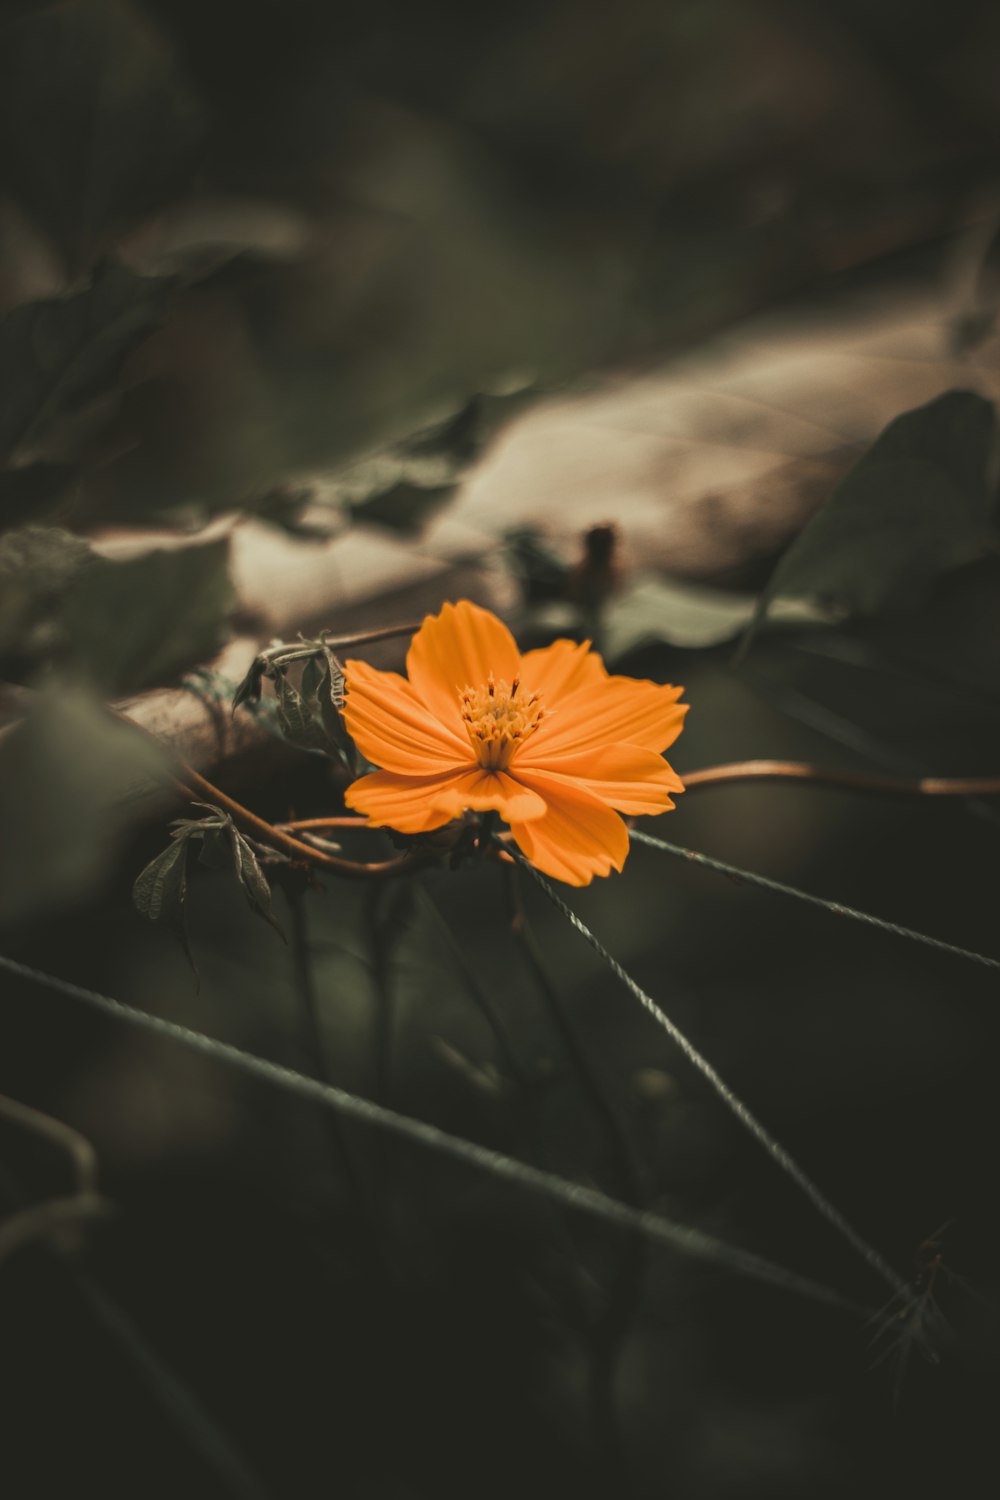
[[349, 479, 455, 537], [0, 687, 168, 925], [0, 528, 234, 694], [861, 556, 1000, 703], [604, 577, 828, 660], [0, 525, 95, 671], [332, 390, 535, 536], [0, 0, 203, 273], [0, 259, 174, 463], [741, 391, 1000, 656], [61, 537, 235, 694]]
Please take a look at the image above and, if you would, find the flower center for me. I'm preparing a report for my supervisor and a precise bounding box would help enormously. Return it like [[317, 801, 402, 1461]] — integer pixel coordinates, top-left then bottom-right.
[[459, 674, 545, 769]]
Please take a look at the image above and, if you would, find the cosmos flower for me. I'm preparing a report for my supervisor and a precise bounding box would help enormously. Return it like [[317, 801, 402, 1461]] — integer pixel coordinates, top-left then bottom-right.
[[342, 600, 687, 886]]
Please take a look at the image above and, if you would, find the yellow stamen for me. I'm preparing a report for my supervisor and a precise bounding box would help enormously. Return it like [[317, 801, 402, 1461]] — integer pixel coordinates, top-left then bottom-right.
[[459, 673, 545, 769]]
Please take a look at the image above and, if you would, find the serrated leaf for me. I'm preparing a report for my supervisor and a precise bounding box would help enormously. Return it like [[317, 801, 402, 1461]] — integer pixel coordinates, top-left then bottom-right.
[[318, 659, 351, 758], [322, 649, 346, 709], [0, 260, 175, 462], [131, 836, 195, 971], [228, 826, 285, 941], [740, 391, 1000, 656], [273, 669, 330, 755], [132, 837, 188, 920]]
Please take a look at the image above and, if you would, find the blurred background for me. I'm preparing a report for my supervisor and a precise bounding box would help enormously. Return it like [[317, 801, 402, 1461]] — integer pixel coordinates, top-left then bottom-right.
[[2, 1, 1000, 1496]]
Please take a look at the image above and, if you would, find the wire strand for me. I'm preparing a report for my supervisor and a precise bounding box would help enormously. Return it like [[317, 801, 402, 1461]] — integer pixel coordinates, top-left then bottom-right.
[[516, 854, 912, 1302], [0, 952, 864, 1318], [630, 829, 1000, 973]]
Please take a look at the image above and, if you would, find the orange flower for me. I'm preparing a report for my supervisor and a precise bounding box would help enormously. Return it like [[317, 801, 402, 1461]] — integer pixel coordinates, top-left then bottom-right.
[[342, 600, 687, 886]]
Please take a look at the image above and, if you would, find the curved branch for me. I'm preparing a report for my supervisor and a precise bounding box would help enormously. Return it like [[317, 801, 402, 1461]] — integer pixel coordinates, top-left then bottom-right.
[[680, 761, 1000, 797]]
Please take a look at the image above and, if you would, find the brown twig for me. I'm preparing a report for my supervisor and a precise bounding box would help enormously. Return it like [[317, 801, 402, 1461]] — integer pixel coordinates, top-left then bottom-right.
[[276, 816, 372, 832], [112, 706, 426, 880], [320, 622, 421, 652], [176, 763, 424, 878], [258, 622, 422, 668], [680, 760, 1000, 797]]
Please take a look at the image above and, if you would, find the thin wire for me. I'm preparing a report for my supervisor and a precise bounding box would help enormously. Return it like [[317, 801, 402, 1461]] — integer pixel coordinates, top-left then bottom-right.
[[516, 854, 912, 1302], [630, 828, 1000, 974], [0, 952, 864, 1318]]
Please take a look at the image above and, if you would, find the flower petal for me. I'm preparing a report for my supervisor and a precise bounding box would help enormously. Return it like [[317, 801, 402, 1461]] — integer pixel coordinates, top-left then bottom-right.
[[344, 768, 470, 833], [518, 638, 605, 699], [427, 768, 547, 823], [507, 772, 630, 886], [344, 766, 548, 833], [522, 743, 684, 813], [343, 658, 472, 774], [528, 676, 687, 756], [406, 600, 521, 730]]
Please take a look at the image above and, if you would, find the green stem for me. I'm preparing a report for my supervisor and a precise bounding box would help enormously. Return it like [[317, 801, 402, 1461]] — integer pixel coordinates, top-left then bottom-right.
[[506, 863, 645, 1494]]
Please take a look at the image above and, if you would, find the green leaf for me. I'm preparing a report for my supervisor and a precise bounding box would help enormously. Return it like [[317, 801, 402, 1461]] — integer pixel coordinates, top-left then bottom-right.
[[195, 824, 235, 872], [131, 835, 194, 971], [0, 529, 234, 693], [60, 536, 235, 694], [132, 836, 188, 920], [349, 479, 455, 537], [332, 390, 535, 536], [0, 526, 95, 672], [0, 0, 203, 274], [0, 687, 169, 925], [740, 391, 1000, 656], [299, 654, 324, 706], [272, 670, 331, 756], [0, 259, 175, 463], [227, 827, 285, 942], [603, 577, 828, 659]]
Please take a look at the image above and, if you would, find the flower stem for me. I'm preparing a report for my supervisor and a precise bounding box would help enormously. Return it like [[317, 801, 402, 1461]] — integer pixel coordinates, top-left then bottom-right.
[[506, 865, 645, 1493]]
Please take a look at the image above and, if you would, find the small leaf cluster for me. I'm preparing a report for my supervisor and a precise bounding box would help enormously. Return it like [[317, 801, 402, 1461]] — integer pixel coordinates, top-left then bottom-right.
[[132, 804, 285, 972], [232, 638, 353, 768]]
